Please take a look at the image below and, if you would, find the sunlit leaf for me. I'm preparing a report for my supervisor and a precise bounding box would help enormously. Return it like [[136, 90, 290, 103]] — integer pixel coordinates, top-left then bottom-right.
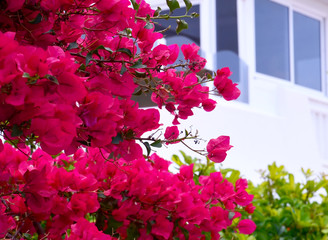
[[183, 0, 192, 13], [176, 19, 188, 34], [166, 0, 180, 12], [150, 140, 162, 148]]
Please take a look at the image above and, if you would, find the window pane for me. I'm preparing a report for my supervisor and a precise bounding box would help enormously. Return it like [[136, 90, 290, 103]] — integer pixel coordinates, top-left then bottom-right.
[[216, 0, 238, 54], [255, 0, 290, 80], [293, 12, 321, 90]]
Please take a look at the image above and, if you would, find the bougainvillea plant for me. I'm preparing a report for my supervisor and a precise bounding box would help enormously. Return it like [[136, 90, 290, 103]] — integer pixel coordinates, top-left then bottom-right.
[[0, 0, 255, 239]]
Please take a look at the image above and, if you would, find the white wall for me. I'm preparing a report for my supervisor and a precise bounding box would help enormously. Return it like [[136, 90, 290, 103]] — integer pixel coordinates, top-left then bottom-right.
[[157, 85, 328, 183]]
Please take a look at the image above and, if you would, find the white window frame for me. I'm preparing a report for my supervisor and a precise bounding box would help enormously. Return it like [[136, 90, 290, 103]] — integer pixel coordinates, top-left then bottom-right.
[[252, 0, 327, 96]]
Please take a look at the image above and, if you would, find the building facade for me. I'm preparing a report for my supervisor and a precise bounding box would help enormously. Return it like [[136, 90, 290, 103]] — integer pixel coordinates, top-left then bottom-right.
[[150, 0, 328, 181]]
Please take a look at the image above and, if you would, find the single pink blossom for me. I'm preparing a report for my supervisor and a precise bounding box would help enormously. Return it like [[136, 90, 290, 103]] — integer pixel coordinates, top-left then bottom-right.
[[206, 136, 232, 163], [237, 219, 256, 234], [164, 126, 179, 144], [214, 67, 241, 101]]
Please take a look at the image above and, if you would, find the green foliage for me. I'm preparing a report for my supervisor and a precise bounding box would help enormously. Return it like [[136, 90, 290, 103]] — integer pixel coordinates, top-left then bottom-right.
[[249, 162, 328, 240]]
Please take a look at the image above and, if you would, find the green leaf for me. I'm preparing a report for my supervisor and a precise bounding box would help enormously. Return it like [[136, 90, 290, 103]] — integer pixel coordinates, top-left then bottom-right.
[[178, 225, 189, 240], [154, 7, 161, 17], [95, 45, 113, 53], [150, 140, 162, 148], [127, 223, 140, 240], [166, 0, 180, 12], [191, 12, 199, 18], [124, 129, 135, 139], [117, 48, 132, 57], [29, 13, 42, 24], [172, 154, 183, 166], [112, 133, 123, 144], [147, 220, 155, 234], [322, 229, 328, 234], [176, 19, 188, 34], [22, 72, 30, 78], [180, 150, 193, 165], [144, 22, 154, 29], [201, 231, 212, 240], [45, 74, 59, 85], [144, 142, 151, 156], [134, 71, 147, 78], [183, 0, 192, 13], [104, 216, 123, 234], [79, 63, 86, 71], [130, 59, 147, 69], [11, 124, 23, 137], [130, 0, 139, 11], [86, 52, 93, 65], [67, 42, 78, 50], [97, 192, 107, 199], [120, 64, 127, 75]]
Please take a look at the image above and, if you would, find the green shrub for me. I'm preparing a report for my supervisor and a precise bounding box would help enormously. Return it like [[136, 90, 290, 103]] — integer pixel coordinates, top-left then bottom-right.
[[248, 163, 328, 240]]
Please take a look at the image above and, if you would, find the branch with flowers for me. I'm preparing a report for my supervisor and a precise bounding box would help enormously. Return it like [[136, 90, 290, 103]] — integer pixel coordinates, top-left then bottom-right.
[[0, 0, 255, 239]]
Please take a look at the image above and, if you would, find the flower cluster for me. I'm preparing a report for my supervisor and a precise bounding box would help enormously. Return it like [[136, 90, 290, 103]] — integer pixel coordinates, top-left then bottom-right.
[[0, 0, 254, 239], [0, 143, 255, 239]]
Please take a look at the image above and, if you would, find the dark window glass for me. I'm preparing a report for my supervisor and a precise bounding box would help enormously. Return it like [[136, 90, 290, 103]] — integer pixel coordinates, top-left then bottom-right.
[[255, 0, 290, 80], [294, 12, 321, 90], [216, 0, 239, 54]]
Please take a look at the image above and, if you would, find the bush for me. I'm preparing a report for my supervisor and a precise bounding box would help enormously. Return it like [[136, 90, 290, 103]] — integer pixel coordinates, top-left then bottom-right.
[[249, 163, 328, 240]]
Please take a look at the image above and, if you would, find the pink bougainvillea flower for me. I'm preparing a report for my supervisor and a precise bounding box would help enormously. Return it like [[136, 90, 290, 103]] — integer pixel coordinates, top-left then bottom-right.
[[6, 0, 25, 12], [149, 153, 171, 171], [0, 203, 16, 238], [68, 218, 112, 239], [181, 43, 200, 60], [151, 215, 174, 239], [214, 67, 241, 101], [151, 44, 179, 65], [206, 136, 232, 163], [237, 219, 256, 234], [164, 126, 179, 144], [0, 139, 3, 153], [181, 43, 206, 72], [245, 203, 256, 214], [179, 164, 194, 181], [202, 98, 217, 112]]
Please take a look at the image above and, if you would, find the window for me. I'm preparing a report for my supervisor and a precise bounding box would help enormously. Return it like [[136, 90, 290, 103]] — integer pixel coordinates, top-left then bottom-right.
[[293, 12, 321, 90], [255, 0, 290, 80], [216, 0, 238, 55], [216, 0, 249, 103], [255, 0, 323, 91]]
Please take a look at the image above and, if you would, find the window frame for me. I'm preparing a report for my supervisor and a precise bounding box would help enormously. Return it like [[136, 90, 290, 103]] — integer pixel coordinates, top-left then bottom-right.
[[253, 0, 327, 95]]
